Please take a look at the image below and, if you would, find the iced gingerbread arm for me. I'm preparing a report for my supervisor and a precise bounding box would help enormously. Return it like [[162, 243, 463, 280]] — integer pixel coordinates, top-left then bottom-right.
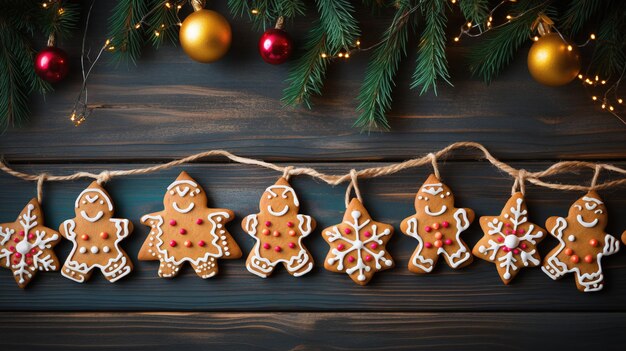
[[545, 216, 562, 238], [603, 234, 620, 256], [297, 214, 314, 237], [242, 214, 258, 236]]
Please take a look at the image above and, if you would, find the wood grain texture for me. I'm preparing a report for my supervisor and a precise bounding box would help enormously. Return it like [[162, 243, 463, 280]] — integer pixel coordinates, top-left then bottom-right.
[[1, 163, 624, 311], [0, 312, 624, 350], [0, 1, 624, 162]]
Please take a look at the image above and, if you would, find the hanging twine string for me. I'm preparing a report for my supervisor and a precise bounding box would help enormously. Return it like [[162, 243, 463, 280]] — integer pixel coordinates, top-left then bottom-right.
[[428, 153, 441, 179], [36, 173, 47, 204], [282, 166, 294, 181], [1, 142, 626, 192], [344, 169, 363, 208], [511, 169, 527, 195], [590, 164, 602, 190]]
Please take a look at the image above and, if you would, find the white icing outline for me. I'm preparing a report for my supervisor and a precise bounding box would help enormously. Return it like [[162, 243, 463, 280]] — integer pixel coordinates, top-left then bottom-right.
[[75, 188, 113, 211], [267, 204, 289, 217], [172, 202, 195, 214], [420, 183, 443, 196], [80, 210, 103, 223], [576, 214, 598, 228], [424, 205, 447, 216], [265, 185, 300, 206]]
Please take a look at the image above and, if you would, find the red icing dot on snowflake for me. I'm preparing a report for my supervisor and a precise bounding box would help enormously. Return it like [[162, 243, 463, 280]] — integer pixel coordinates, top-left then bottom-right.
[[365, 255, 372, 262], [9, 246, 15, 251], [26, 253, 32, 258], [502, 247, 510, 252], [520, 243, 527, 249], [26, 259, 32, 265], [13, 237, 20, 243], [263, 243, 271, 249], [198, 240, 206, 247], [15, 253, 22, 258], [196, 218, 203, 225], [28, 233, 35, 240], [348, 256, 355, 263], [364, 231, 372, 237], [19, 230, 24, 236], [169, 240, 177, 247], [30, 248, 37, 254], [505, 223, 511, 227], [518, 228, 525, 234], [169, 219, 177, 226], [513, 249, 520, 254], [288, 242, 296, 249], [344, 228, 351, 234], [337, 244, 345, 251], [497, 237, 504, 243], [370, 243, 378, 249]]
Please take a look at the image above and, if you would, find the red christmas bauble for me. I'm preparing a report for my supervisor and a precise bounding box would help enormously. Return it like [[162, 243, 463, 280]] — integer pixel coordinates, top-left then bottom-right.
[[258, 29, 293, 65], [34, 47, 69, 83]]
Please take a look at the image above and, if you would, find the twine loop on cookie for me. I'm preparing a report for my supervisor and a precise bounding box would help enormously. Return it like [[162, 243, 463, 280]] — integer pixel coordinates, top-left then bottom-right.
[[345, 169, 363, 208], [97, 171, 112, 185], [36, 173, 48, 204], [590, 164, 602, 190], [428, 153, 441, 179], [282, 166, 294, 181], [512, 169, 527, 195]]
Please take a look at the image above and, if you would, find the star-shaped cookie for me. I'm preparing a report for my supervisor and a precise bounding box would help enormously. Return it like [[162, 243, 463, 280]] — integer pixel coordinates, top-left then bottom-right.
[[139, 171, 241, 278], [473, 192, 546, 284], [322, 198, 394, 285], [0, 199, 60, 288]]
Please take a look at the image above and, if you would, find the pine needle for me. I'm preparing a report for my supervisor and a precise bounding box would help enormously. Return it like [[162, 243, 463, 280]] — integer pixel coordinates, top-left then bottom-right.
[[107, 0, 149, 65]]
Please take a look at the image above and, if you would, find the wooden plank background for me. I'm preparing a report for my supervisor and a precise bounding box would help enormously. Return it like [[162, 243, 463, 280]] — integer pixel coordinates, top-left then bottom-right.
[[0, 2, 625, 350]]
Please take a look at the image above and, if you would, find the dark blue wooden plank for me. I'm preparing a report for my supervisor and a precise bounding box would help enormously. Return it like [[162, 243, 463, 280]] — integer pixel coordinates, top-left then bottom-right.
[[0, 312, 624, 351], [0, 162, 624, 311]]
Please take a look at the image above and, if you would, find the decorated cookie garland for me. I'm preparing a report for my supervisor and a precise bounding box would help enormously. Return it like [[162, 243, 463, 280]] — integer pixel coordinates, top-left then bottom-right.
[[0, 142, 624, 291], [322, 170, 394, 285], [139, 171, 241, 279]]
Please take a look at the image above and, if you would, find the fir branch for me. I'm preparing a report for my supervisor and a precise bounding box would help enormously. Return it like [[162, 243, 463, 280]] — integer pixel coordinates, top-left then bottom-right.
[[0, 26, 31, 131], [317, 0, 360, 51], [459, 0, 489, 25], [148, 0, 178, 48], [468, 0, 549, 83], [107, 0, 149, 65], [355, 1, 413, 131], [281, 21, 328, 107], [228, 0, 306, 31], [589, 2, 626, 77], [39, 1, 80, 40], [411, 0, 451, 95], [560, 0, 601, 36]]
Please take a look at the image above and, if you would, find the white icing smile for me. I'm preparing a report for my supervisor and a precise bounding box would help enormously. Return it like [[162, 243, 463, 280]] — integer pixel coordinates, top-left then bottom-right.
[[576, 214, 598, 228], [80, 210, 104, 223], [267, 205, 289, 216], [424, 205, 447, 216], [173, 202, 194, 214]]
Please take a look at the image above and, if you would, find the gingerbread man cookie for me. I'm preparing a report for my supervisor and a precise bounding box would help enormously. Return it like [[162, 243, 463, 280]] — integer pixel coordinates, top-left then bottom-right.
[[400, 174, 474, 273], [473, 192, 546, 284], [60, 181, 133, 283], [323, 198, 394, 285], [0, 199, 60, 288], [242, 177, 315, 278], [139, 171, 241, 278], [542, 191, 620, 292]]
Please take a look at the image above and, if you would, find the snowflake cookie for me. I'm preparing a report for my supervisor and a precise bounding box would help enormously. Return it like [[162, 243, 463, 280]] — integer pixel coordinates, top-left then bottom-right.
[[0, 199, 60, 288], [542, 191, 620, 292], [60, 181, 133, 283], [473, 192, 546, 284], [242, 177, 315, 278], [400, 174, 474, 274], [323, 198, 394, 285], [139, 171, 241, 278]]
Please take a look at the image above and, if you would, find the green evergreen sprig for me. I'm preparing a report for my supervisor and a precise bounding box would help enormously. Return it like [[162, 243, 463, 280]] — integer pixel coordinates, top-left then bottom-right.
[[411, 0, 451, 95], [355, 0, 414, 131], [107, 0, 149, 65], [459, 0, 489, 25], [228, 0, 306, 30], [148, 0, 180, 49]]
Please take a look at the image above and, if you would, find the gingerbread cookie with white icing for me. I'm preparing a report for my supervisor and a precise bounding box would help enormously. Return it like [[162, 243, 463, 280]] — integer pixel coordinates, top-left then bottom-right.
[[542, 191, 620, 292], [60, 181, 133, 283], [139, 171, 241, 278], [400, 174, 474, 273], [0, 199, 61, 288], [323, 198, 394, 285], [242, 177, 315, 278], [473, 192, 546, 284]]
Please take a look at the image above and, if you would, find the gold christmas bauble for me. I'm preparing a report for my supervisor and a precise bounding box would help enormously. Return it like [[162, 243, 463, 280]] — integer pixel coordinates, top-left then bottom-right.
[[179, 9, 231, 63], [527, 33, 581, 86]]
